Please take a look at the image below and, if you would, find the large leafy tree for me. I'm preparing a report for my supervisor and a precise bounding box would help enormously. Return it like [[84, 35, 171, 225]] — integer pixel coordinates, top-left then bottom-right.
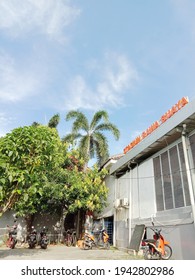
[[63, 110, 120, 168], [0, 125, 65, 221], [43, 162, 108, 214], [0, 125, 109, 233]]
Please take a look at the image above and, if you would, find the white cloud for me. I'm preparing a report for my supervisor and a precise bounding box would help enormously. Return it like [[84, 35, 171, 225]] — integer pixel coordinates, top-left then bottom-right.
[[0, 113, 14, 136], [65, 52, 139, 110], [0, 51, 40, 102], [0, 0, 80, 41]]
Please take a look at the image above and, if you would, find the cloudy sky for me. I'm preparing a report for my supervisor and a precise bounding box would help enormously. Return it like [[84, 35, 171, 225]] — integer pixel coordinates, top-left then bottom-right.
[[0, 0, 195, 158]]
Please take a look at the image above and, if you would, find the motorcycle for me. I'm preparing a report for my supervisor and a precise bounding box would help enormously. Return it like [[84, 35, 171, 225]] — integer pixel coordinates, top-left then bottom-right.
[[28, 226, 37, 249], [101, 229, 110, 249], [39, 226, 48, 249], [141, 226, 172, 260], [83, 232, 96, 249], [83, 228, 110, 250], [6, 224, 17, 249]]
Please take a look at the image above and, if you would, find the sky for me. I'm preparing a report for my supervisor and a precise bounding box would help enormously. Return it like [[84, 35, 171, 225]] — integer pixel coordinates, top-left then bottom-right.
[[0, 0, 195, 161]]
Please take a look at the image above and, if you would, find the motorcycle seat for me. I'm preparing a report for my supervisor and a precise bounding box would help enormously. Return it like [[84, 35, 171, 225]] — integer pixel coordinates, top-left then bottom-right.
[[143, 238, 156, 243]]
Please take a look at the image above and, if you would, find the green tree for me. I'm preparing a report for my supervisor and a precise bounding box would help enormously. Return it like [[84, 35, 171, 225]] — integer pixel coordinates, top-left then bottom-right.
[[48, 113, 60, 129], [63, 110, 120, 168], [31, 113, 60, 129], [0, 125, 66, 226]]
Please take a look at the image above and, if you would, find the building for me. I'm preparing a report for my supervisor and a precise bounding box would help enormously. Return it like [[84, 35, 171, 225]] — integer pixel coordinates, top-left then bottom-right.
[[100, 97, 195, 259]]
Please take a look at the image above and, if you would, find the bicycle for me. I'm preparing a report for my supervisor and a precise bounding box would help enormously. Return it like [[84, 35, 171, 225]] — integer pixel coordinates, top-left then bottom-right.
[[64, 229, 77, 246]]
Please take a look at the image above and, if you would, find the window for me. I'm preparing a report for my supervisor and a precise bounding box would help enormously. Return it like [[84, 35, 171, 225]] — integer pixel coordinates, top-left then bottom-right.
[[154, 142, 190, 211], [153, 157, 164, 211], [170, 146, 184, 208]]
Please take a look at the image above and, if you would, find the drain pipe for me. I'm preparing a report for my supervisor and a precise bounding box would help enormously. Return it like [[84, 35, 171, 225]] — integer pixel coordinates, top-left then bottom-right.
[[181, 124, 195, 227], [128, 162, 132, 246]]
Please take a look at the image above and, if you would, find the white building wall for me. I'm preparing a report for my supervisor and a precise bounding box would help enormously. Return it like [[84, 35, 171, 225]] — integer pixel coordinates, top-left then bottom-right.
[[106, 154, 195, 259], [131, 167, 139, 220], [138, 160, 156, 219], [115, 173, 129, 248]]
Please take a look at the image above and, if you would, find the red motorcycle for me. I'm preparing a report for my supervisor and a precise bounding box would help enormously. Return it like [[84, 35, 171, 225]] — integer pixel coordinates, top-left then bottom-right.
[[141, 227, 172, 260], [6, 225, 17, 249]]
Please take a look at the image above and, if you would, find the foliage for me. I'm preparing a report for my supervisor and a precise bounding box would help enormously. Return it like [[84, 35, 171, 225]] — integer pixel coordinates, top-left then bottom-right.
[[63, 110, 120, 167], [40, 155, 108, 215], [0, 125, 65, 216], [48, 113, 60, 128], [0, 122, 109, 220], [64, 165, 108, 213]]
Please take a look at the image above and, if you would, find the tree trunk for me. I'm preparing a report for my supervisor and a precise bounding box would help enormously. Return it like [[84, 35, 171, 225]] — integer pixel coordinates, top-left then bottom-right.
[[25, 214, 35, 234]]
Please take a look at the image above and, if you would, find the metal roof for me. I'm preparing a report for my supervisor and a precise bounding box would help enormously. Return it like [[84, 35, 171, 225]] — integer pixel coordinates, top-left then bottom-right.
[[110, 99, 195, 177]]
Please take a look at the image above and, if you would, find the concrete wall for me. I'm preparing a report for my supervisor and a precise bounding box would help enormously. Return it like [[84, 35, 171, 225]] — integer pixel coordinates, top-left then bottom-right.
[[0, 210, 62, 244]]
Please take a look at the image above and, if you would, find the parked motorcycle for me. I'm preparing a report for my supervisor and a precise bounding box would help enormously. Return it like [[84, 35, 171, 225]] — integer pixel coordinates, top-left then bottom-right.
[[83, 228, 110, 250], [39, 226, 48, 249], [141, 226, 172, 260], [6, 224, 17, 249], [28, 226, 37, 249], [83, 232, 95, 249], [101, 229, 110, 249]]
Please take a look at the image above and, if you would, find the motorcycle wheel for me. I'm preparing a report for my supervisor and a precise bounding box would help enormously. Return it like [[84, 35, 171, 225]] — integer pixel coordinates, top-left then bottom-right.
[[41, 244, 47, 249], [29, 243, 35, 249], [144, 249, 153, 260], [103, 242, 110, 250], [161, 245, 172, 260], [10, 239, 16, 249], [83, 241, 92, 250]]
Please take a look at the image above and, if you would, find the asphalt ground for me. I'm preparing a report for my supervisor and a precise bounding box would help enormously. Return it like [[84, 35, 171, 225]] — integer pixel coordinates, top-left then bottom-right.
[[0, 244, 143, 260]]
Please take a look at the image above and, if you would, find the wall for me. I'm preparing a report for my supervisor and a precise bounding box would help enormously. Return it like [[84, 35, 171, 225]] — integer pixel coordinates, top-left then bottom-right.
[[100, 175, 115, 218], [0, 210, 61, 245], [138, 161, 156, 219], [107, 151, 195, 259], [0, 211, 26, 244]]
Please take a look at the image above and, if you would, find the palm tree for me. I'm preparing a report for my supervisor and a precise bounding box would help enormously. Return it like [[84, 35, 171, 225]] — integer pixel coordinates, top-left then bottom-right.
[[31, 114, 60, 129], [63, 110, 120, 169], [48, 113, 60, 129]]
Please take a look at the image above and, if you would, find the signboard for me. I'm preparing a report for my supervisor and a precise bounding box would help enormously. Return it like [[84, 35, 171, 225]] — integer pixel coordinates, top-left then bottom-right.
[[124, 96, 189, 154], [129, 224, 145, 252]]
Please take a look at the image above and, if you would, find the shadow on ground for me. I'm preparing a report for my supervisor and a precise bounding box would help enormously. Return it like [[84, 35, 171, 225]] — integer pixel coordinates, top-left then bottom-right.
[[0, 244, 144, 260], [0, 247, 45, 259]]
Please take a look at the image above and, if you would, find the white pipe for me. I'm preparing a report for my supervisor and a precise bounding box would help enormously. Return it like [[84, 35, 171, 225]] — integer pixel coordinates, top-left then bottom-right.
[[128, 168, 132, 246]]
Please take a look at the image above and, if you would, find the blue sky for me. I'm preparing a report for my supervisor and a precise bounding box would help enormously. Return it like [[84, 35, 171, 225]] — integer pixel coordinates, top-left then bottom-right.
[[0, 0, 195, 159]]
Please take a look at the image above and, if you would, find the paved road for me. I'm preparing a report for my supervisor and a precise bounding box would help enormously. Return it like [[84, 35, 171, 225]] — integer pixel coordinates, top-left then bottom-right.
[[0, 244, 143, 260]]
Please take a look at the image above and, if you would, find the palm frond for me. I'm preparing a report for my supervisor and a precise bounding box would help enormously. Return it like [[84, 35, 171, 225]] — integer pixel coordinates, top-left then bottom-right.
[[93, 139, 109, 167], [65, 110, 89, 132], [93, 132, 109, 157], [62, 133, 82, 144], [95, 123, 120, 140], [90, 110, 109, 130], [78, 135, 90, 162]]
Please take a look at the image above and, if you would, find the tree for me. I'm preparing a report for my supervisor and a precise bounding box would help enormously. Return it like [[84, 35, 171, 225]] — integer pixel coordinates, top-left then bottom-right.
[[48, 113, 60, 129], [0, 125, 66, 228], [0, 125, 108, 232], [63, 110, 120, 168], [31, 113, 60, 129]]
